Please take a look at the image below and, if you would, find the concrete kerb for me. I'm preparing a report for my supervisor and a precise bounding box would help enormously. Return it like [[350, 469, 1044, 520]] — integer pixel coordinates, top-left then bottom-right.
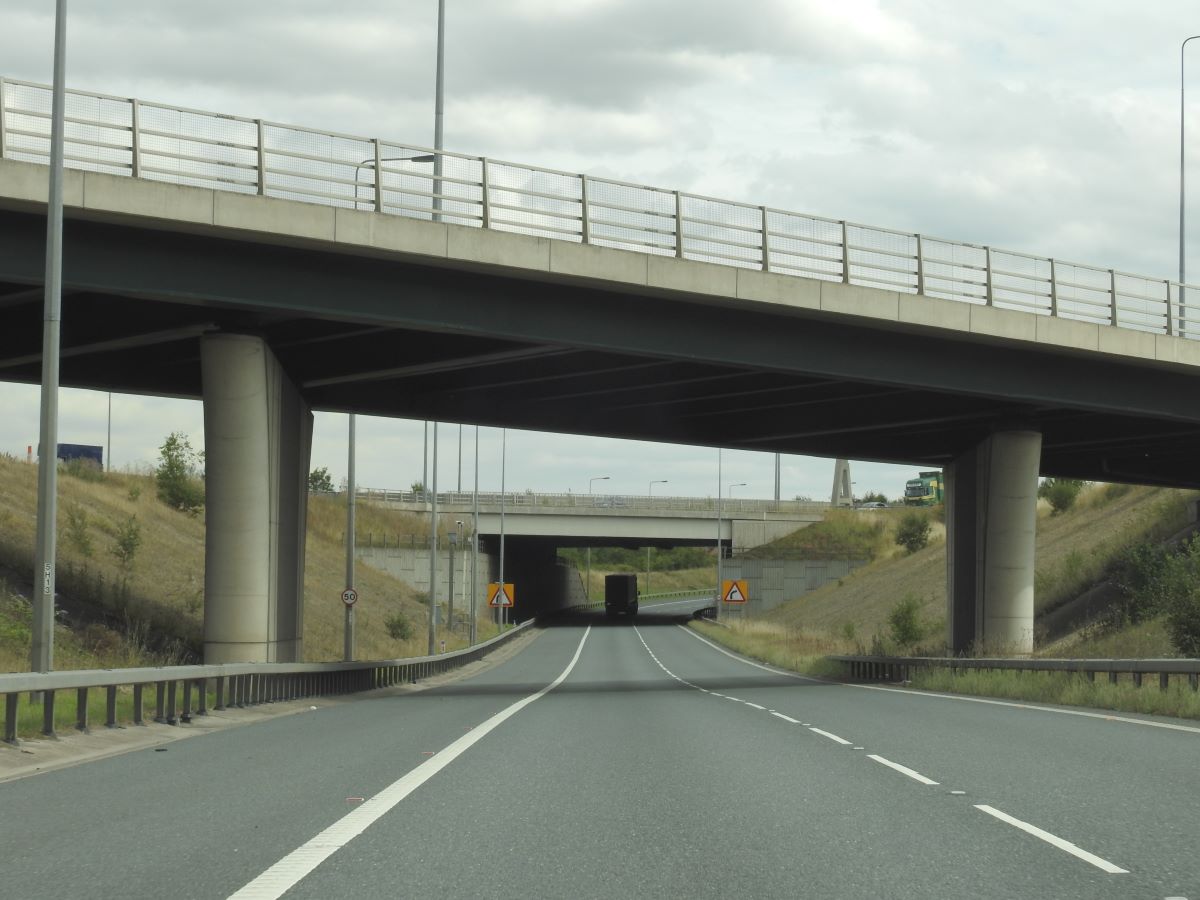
[[0, 626, 544, 784]]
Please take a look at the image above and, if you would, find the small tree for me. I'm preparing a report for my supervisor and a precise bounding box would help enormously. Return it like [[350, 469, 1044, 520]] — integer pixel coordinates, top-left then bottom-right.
[[860, 491, 888, 505], [308, 466, 334, 493], [385, 611, 414, 641], [888, 594, 924, 646], [1038, 478, 1085, 515], [895, 512, 931, 554], [156, 432, 205, 513], [64, 502, 94, 562], [112, 515, 142, 576], [410, 480, 425, 496]]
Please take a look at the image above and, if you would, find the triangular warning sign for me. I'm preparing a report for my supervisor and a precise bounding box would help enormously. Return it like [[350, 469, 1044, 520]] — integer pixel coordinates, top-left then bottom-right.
[[487, 582, 514, 607], [722, 579, 748, 604]]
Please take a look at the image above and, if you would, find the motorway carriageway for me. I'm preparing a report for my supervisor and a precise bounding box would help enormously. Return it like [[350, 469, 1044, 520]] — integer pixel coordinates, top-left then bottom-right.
[[2, 608, 1199, 899]]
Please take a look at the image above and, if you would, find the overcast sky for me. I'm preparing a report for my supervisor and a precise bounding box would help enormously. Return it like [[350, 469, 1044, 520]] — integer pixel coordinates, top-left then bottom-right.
[[1, 1, 1196, 500]]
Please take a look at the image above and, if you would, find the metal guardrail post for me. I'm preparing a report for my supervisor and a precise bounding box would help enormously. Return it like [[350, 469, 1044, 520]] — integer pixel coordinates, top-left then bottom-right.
[[1109, 269, 1118, 326], [840, 221, 850, 283], [480, 157, 490, 229], [0, 76, 8, 158], [1049, 259, 1058, 317], [373, 138, 383, 213], [985, 247, 994, 305], [580, 174, 590, 243], [181, 680, 193, 723], [4, 693, 17, 744], [130, 98, 141, 178], [1166, 280, 1175, 336], [42, 690, 55, 737], [214, 676, 225, 710], [760, 205, 769, 271], [105, 685, 117, 728], [255, 119, 266, 196], [132, 684, 144, 725], [915, 234, 925, 294], [76, 687, 88, 732], [197, 678, 208, 716], [674, 191, 684, 258], [166, 680, 178, 725], [154, 681, 166, 723]]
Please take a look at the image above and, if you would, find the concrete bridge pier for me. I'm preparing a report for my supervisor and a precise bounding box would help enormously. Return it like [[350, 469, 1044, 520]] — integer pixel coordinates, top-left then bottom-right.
[[201, 334, 312, 663], [945, 429, 1042, 655]]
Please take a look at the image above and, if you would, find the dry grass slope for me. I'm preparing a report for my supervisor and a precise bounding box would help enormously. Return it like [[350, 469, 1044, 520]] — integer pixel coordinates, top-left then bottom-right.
[[763, 484, 1195, 654], [0, 455, 486, 672]]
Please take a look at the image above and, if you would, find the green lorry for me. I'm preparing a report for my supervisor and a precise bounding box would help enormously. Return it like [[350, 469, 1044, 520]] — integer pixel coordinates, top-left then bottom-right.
[[904, 471, 944, 506]]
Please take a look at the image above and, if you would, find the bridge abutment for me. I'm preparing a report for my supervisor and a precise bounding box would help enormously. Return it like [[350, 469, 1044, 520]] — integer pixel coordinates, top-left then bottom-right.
[[201, 334, 312, 663], [945, 429, 1041, 655]]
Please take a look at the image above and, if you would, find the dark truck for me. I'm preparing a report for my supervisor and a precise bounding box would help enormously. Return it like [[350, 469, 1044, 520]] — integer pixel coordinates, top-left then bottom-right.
[[604, 573, 639, 618]]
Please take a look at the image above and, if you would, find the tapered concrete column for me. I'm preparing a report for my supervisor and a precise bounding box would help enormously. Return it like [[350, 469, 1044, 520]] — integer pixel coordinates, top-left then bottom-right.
[[945, 429, 1041, 654], [201, 334, 312, 663]]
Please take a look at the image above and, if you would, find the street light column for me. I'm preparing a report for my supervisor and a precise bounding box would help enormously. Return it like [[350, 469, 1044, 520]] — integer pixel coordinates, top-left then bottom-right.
[[646, 480, 667, 595], [1181, 35, 1200, 329], [586, 475, 610, 601]]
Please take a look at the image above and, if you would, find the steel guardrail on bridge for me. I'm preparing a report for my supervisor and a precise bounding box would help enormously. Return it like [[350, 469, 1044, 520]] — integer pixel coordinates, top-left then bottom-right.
[[1, 620, 532, 744], [1, 76, 1196, 340]]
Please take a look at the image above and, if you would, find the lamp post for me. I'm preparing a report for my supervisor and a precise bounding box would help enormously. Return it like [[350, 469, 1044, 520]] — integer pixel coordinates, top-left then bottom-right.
[[1182, 35, 1200, 327], [646, 480, 667, 594], [427, 422, 439, 654], [586, 475, 610, 601], [455, 519, 465, 627], [471, 426, 479, 645], [345, 414, 356, 661], [31, 0, 68, 677]]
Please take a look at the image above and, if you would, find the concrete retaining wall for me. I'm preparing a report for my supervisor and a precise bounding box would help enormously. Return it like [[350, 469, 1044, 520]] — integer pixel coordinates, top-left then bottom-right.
[[723, 558, 868, 613]]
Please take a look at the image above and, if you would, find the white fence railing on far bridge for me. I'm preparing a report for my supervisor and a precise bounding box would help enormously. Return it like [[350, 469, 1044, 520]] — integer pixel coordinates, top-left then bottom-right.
[[350, 487, 830, 516], [2, 76, 1196, 339]]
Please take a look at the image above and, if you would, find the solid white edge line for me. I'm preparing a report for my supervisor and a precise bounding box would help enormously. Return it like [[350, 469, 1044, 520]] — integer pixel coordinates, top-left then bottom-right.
[[808, 726, 852, 745], [974, 804, 1128, 874], [867, 754, 939, 785], [680, 623, 1200, 737], [226, 626, 594, 900], [676, 625, 825, 683]]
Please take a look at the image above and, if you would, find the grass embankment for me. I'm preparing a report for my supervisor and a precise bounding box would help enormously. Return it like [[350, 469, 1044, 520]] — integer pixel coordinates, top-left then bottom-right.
[[0, 454, 489, 673], [685, 484, 1200, 720], [689, 617, 1200, 721], [763, 485, 1194, 656]]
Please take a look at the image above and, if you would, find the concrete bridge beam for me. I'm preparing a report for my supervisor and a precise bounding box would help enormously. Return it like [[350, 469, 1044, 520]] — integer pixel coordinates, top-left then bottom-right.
[[201, 334, 312, 663], [946, 429, 1041, 654]]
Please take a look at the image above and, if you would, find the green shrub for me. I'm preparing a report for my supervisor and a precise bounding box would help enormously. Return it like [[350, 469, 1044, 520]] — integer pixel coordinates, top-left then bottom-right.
[[62, 457, 104, 482], [111, 515, 142, 575], [64, 503, 94, 560], [385, 611, 413, 641], [1038, 478, 1085, 515], [888, 594, 923, 646], [895, 512, 931, 554], [156, 433, 205, 513]]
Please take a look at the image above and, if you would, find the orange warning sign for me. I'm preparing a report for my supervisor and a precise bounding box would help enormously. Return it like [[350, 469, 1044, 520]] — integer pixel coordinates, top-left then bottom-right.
[[722, 580, 749, 604], [487, 582, 515, 607]]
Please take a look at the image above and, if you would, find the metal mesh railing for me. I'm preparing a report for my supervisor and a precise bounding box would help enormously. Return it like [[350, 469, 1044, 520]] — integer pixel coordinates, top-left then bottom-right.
[[3, 74, 1197, 340]]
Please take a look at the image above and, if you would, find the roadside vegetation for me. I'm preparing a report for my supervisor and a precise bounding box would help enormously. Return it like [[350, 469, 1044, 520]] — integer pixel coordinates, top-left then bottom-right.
[[688, 481, 1200, 721], [0, 446, 486, 675]]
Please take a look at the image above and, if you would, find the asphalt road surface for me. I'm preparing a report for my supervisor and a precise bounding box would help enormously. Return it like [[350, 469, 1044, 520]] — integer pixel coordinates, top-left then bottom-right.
[[3, 610, 1199, 899]]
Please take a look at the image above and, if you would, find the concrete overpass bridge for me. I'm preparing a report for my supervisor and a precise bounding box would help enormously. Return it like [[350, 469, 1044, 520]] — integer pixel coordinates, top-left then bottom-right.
[[358, 488, 826, 548], [3, 77, 1200, 660]]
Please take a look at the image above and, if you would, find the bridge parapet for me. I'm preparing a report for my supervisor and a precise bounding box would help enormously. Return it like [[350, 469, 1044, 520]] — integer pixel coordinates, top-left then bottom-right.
[[2, 75, 1196, 343]]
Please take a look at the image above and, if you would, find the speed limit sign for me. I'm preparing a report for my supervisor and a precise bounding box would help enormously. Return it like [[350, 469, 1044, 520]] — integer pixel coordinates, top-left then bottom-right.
[[341, 587, 358, 607]]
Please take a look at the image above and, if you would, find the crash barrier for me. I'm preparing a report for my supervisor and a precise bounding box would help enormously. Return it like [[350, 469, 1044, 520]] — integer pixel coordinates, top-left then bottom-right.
[[1, 619, 532, 744]]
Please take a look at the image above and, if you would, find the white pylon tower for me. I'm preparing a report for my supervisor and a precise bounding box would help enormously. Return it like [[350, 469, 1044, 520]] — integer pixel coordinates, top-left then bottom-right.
[[831, 458, 853, 507]]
